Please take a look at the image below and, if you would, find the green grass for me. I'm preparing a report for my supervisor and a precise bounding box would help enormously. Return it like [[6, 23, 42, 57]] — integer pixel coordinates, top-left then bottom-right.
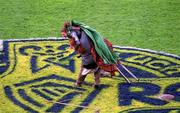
[[0, 1, 179, 112], [0, 0, 179, 55]]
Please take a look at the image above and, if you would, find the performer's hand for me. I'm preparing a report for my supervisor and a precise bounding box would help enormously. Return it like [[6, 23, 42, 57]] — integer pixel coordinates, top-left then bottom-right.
[[69, 38, 76, 49], [77, 46, 86, 54], [77, 55, 81, 58]]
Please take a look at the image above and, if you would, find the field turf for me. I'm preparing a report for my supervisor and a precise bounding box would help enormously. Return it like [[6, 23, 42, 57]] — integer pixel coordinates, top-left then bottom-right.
[[0, 0, 179, 55], [0, 0, 179, 113]]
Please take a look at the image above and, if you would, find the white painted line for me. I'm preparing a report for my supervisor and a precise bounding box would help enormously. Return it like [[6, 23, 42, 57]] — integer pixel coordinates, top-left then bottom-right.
[[6, 37, 62, 41]]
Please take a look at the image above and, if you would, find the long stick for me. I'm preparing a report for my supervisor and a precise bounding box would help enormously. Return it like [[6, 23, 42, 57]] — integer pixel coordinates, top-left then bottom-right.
[[119, 63, 139, 81], [116, 66, 131, 83]]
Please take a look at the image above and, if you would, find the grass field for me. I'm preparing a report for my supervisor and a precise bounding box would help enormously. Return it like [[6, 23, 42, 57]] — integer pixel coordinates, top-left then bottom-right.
[[0, 0, 179, 55], [0, 0, 180, 113]]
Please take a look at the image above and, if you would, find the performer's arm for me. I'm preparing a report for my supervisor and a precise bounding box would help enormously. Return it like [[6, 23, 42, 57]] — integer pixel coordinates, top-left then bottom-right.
[[71, 31, 80, 45], [69, 32, 86, 54]]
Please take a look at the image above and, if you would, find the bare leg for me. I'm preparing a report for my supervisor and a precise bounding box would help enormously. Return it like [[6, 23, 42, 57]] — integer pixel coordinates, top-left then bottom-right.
[[94, 68, 101, 88], [75, 63, 87, 86]]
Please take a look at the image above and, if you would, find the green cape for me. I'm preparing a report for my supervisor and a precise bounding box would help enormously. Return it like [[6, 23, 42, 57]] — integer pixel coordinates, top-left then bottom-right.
[[71, 20, 119, 64]]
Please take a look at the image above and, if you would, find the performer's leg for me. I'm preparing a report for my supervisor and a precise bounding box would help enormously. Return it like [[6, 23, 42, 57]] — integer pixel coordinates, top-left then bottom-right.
[[75, 74, 87, 86], [75, 64, 91, 86], [94, 68, 101, 88], [75, 63, 86, 86], [100, 69, 111, 77]]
